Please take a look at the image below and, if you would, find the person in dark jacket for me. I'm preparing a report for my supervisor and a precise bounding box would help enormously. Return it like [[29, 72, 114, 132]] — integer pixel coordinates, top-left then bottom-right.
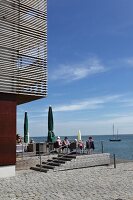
[[86, 136, 95, 154]]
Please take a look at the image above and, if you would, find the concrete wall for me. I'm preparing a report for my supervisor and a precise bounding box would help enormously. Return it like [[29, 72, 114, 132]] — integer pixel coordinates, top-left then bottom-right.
[[55, 153, 110, 171], [0, 165, 15, 178]]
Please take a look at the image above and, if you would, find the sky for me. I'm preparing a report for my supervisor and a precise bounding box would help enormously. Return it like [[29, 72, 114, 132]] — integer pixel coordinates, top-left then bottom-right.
[[17, 0, 133, 137]]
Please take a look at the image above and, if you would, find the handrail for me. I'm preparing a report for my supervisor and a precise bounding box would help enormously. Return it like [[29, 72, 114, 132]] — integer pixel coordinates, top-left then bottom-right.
[[46, 143, 68, 155], [48, 143, 77, 168], [38, 143, 77, 171], [48, 143, 69, 154]]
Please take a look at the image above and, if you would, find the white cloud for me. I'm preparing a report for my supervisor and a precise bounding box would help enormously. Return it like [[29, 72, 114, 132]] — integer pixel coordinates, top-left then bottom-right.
[[50, 57, 107, 82], [106, 57, 133, 70], [53, 113, 133, 136], [51, 94, 122, 112], [120, 57, 133, 67], [18, 113, 133, 136], [17, 93, 133, 136], [126, 58, 133, 66], [103, 113, 128, 118], [118, 98, 133, 107]]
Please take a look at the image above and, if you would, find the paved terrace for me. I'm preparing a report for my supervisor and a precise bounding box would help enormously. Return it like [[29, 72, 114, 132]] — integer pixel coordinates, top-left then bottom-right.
[[1, 161, 133, 200]]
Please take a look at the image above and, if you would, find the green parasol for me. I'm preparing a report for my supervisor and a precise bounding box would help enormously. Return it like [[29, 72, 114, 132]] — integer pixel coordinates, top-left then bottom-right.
[[47, 106, 55, 143]]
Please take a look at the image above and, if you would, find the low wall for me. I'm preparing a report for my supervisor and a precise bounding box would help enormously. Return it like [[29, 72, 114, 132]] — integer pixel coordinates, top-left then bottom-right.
[[16, 153, 110, 171], [55, 153, 110, 171], [16, 155, 54, 170], [0, 165, 15, 178]]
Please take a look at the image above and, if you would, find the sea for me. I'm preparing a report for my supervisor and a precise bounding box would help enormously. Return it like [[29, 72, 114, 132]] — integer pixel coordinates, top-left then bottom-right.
[[31, 134, 133, 161]]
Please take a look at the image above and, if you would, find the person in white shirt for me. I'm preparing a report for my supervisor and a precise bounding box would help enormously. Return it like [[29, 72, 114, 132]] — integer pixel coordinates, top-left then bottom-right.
[[56, 136, 62, 153]]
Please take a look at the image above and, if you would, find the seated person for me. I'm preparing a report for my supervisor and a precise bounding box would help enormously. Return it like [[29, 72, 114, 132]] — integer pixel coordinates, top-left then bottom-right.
[[54, 136, 62, 151], [62, 137, 70, 152], [69, 139, 77, 152], [74, 139, 78, 147], [56, 136, 62, 146], [78, 140, 84, 151], [62, 137, 70, 147]]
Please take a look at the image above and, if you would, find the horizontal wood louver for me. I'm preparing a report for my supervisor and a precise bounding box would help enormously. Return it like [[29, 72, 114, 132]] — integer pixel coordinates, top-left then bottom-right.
[[0, 0, 47, 104]]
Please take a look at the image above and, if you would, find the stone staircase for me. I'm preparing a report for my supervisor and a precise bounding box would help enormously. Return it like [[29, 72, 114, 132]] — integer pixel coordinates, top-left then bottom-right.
[[30, 154, 76, 173], [30, 153, 111, 173]]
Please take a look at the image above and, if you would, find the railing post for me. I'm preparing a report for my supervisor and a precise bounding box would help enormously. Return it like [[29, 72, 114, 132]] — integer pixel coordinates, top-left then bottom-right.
[[40, 153, 42, 171], [113, 154, 116, 168], [39, 142, 40, 156], [101, 141, 104, 153], [58, 147, 60, 165], [22, 142, 24, 159], [39, 143, 42, 171]]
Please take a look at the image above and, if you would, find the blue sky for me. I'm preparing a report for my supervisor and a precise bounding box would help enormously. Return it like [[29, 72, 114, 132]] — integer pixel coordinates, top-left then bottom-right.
[[17, 0, 133, 137]]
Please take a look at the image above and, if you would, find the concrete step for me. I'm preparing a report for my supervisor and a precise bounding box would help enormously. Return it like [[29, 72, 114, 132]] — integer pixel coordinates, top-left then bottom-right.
[[30, 166, 48, 173], [36, 164, 55, 169], [58, 154, 76, 159], [47, 159, 66, 164], [42, 161, 61, 166], [52, 157, 72, 161]]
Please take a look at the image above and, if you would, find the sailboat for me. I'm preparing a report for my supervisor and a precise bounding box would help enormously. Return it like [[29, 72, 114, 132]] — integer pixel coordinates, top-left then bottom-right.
[[109, 125, 121, 142]]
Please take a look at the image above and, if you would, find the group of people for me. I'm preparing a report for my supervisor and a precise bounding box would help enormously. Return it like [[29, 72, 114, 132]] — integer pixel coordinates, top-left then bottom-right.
[[56, 136, 70, 152], [55, 136, 95, 154], [74, 136, 95, 154]]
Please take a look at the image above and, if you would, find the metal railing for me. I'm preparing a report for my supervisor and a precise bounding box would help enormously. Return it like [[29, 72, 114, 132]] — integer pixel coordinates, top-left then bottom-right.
[[17, 140, 132, 171]]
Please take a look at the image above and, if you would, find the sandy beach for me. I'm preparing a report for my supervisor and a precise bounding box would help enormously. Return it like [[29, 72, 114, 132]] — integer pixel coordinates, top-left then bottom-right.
[[0, 159, 133, 200]]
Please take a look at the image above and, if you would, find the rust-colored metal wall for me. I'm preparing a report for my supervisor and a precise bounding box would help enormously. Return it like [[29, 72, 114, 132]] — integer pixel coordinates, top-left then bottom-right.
[[0, 94, 16, 166]]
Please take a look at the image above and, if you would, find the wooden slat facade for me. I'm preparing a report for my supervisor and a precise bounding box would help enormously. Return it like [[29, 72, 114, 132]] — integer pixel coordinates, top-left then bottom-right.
[[0, 0, 47, 105]]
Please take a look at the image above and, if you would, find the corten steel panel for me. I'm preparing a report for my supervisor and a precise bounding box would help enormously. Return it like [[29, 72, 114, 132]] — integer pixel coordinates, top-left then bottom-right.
[[0, 0, 47, 105], [0, 95, 16, 166]]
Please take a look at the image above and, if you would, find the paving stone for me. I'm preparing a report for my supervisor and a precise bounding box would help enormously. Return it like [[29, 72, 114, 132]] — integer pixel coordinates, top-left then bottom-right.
[[1, 157, 133, 200]]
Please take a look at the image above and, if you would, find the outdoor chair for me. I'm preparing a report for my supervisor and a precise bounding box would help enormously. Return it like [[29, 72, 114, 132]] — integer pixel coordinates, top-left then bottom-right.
[[16, 144, 25, 153], [53, 141, 59, 153], [54, 141, 60, 149], [69, 142, 77, 152]]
